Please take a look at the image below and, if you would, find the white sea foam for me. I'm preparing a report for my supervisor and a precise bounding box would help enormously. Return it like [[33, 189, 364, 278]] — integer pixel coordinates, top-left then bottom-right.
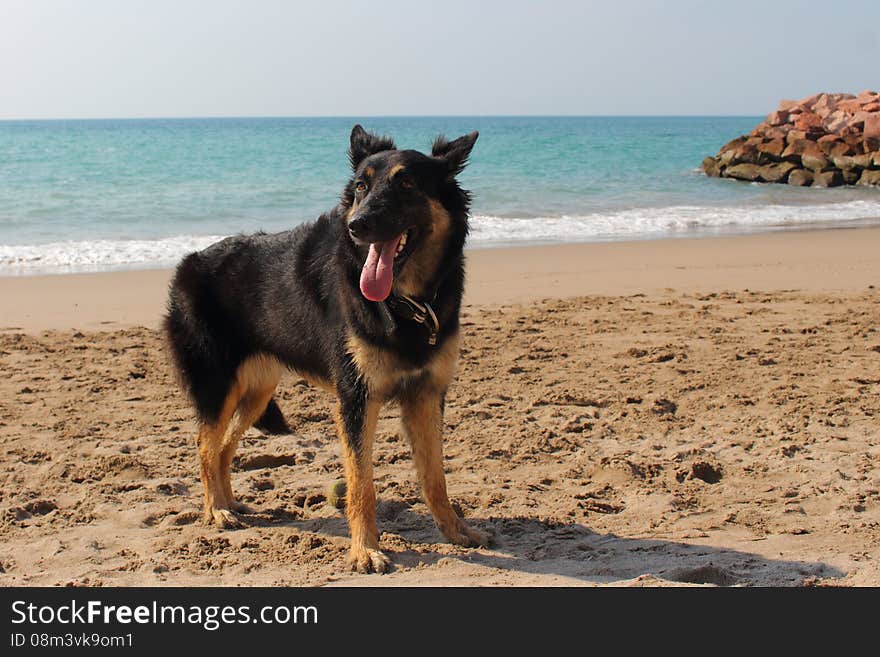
[[1, 200, 879, 275], [469, 199, 880, 245], [0, 235, 227, 275]]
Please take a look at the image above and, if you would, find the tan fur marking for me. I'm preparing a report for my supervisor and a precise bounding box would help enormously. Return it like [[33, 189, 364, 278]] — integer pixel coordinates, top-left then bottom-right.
[[197, 386, 241, 524], [346, 332, 409, 399], [219, 386, 275, 510], [346, 329, 459, 399], [400, 391, 454, 527], [394, 199, 452, 298], [401, 385, 490, 548], [236, 354, 283, 393], [388, 163, 405, 179], [198, 354, 283, 525], [364, 166, 375, 178], [426, 330, 460, 390], [335, 398, 387, 572]]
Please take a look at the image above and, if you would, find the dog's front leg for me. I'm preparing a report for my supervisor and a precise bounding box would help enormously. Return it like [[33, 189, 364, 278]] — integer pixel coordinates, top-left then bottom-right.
[[401, 387, 492, 548], [334, 387, 389, 574]]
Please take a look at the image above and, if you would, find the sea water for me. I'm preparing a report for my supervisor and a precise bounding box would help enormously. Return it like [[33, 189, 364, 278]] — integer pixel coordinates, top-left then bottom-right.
[[1, 116, 878, 275]]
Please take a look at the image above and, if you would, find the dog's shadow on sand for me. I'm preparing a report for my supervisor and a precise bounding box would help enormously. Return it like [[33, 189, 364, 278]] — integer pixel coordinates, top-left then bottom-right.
[[250, 502, 843, 586]]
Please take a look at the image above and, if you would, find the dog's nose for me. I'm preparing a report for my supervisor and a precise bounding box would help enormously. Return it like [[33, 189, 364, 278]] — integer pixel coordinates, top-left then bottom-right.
[[348, 216, 372, 239]]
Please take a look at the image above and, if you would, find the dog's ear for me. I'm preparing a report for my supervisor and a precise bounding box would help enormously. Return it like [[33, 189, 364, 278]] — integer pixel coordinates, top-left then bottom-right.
[[349, 125, 395, 170], [431, 131, 479, 177]]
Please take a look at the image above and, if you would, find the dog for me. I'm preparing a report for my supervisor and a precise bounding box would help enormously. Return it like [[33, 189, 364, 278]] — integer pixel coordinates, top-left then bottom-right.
[[164, 125, 490, 573]]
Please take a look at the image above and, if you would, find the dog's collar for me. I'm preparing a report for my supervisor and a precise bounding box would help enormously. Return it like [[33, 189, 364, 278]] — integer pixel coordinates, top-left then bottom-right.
[[373, 253, 460, 347], [379, 294, 440, 346]]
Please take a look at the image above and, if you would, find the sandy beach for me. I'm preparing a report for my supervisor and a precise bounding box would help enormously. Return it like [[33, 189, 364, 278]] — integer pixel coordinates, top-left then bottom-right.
[[1, 227, 878, 586]]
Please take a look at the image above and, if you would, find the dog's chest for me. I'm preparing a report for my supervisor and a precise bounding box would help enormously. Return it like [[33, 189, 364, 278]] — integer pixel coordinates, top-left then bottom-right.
[[346, 331, 460, 399]]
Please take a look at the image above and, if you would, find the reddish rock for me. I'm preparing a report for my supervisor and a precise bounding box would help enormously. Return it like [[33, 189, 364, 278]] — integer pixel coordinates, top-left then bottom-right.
[[707, 91, 879, 187], [717, 148, 738, 167], [851, 153, 873, 169], [729, 142, 760, 165], [799, 93, 823, 109], [757, 138, 785, 160], [762, 126, 790, 140], [856, 170, 880, 186], [842, 137, 863, 154], [702, 156, 721, 178], [802, 152, 829, 172], [760, 162, 797, 183], [718, 138, 749, 166], [838, 99, 864, 113], [788, 169, 813, 186], [719, 136, 747, 152], [766, 110, 790, 126], [834, 142, 858, 157], [841, 126, 862, 139], [850, 110, 869, 126], [812, 95, 838, 117], [793, 111, 823, 132], [842, 168, 861, 185], [725, 163, 764, 182], [782, 138, 823, 160], [832, 155, 857, 170], [819, 140, 855, 158], [864, 114, 880, 140], [811, 170, 843, 187], [825, 110, 850, 133]]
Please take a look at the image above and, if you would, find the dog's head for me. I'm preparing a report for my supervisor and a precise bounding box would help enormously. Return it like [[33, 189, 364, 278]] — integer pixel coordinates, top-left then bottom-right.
[[342, 124, 477, 302]]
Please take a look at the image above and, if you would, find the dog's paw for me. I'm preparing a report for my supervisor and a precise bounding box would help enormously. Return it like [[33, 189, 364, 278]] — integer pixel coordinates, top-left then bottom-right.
[[349, 547, 391, 574], [445, 520, 493, 548], [206, 508, 248, 530]]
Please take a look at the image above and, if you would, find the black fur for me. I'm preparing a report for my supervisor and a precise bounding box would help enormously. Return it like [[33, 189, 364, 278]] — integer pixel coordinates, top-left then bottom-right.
[[164, 125, 478, 447]]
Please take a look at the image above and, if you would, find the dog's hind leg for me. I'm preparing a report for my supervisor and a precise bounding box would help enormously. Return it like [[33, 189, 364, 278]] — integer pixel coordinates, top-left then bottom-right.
[[217, 355, 284, 516], [401, 388, 492, 549], [334, 392, 388, 574], [219, 386, 277, 514], [197, 385, 242, 529], [253, 397, 290, 435]]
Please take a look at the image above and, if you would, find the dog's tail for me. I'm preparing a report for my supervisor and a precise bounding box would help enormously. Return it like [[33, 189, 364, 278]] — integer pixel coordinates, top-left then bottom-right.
[[254, 397, 291, 435]]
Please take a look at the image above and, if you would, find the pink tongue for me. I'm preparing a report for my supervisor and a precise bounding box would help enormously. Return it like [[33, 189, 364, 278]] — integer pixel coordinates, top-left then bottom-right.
[[359, 235, 402, 302]]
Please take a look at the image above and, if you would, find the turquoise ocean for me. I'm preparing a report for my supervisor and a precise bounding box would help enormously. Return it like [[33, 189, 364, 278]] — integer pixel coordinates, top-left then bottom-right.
[[1, 116, 879, 275]]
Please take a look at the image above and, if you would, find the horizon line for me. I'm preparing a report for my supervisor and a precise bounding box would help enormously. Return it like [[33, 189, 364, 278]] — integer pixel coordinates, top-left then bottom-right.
[[0, 113, 765, 122]]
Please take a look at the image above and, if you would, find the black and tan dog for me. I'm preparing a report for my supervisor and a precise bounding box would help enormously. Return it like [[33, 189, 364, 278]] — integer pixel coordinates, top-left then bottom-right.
[[164, 125, 490, 573]]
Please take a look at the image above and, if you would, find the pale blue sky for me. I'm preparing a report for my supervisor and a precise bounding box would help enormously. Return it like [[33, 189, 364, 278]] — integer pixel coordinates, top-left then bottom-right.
[[2, 0, 878, 119]]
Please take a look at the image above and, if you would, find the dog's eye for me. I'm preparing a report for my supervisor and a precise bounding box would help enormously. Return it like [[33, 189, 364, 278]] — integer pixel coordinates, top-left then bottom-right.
[[399, 176, 416, 190], [355, 181, 367, 194]]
